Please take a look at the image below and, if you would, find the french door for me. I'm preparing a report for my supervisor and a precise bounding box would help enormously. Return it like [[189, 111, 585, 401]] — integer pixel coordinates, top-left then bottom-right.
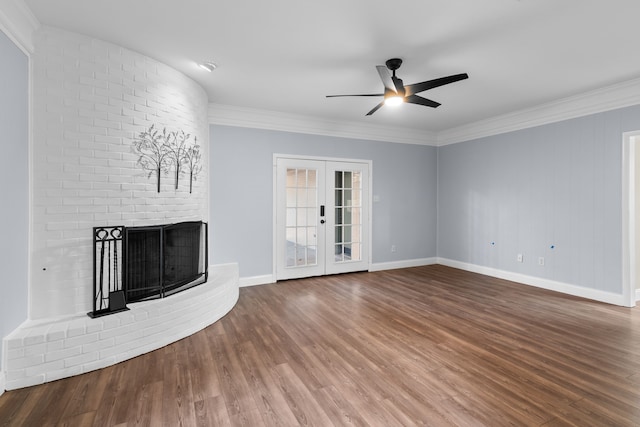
[[275, 157, 370, 280]]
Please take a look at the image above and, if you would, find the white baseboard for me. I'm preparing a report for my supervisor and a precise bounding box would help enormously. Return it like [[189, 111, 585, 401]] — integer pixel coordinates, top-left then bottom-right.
[[438, 258, 627, 306], [237, 258, 632, 306], [239, 259, 439, 286], [239, 274, 275, 288], [370, 257, 437, 272]]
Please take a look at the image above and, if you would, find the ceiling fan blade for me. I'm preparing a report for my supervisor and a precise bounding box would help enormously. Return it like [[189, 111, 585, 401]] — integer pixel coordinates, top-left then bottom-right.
[[326, 93, 384, 98], [366, 101, 385, 116], [405, 73, 469, 96], [405, 94, 441, 108], [376, 65, 397, 93], [392, 76, 405, 96]]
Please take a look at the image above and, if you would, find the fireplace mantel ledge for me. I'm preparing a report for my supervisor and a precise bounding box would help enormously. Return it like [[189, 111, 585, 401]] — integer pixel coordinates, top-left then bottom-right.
[[2, 263, 239, 391]]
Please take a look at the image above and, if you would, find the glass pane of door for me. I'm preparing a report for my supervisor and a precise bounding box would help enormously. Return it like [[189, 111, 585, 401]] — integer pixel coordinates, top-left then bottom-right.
[[276, 158, 326, 280], [333, 169, 362, 262], [285, 167, 318, 267]]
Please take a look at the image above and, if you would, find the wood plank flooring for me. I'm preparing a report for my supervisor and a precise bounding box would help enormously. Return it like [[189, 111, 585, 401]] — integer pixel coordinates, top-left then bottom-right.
[[1, 265, 640, 426]]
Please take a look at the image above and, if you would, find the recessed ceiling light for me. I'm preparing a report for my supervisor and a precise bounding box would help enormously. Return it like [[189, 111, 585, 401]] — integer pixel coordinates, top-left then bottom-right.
[[198, 61, 217, 72]]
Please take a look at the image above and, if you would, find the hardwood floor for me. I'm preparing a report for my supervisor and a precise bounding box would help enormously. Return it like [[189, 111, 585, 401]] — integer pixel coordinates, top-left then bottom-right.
[[1, 265, 640, 426]]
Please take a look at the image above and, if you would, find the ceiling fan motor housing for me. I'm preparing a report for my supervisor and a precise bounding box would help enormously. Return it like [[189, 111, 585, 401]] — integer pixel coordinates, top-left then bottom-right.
[[385, 58, 403, 72]]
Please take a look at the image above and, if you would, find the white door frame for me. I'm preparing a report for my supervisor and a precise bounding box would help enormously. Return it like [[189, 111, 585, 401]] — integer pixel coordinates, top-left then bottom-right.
[[622, 131, 640, 307], [273, 153, 373, 280]]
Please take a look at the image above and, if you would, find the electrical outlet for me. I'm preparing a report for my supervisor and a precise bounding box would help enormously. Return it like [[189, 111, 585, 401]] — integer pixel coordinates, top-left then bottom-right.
[[391, 245, 397, 253], [538, 257, 545, 266], [517, 254, 523, 263]]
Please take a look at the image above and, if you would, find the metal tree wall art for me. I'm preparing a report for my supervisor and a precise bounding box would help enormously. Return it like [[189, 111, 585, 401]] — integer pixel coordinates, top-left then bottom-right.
[[165, 129, 191, 190], [184, 140, 202, 194], [132, 125, 202, 193], [132, 125, 171, 193]]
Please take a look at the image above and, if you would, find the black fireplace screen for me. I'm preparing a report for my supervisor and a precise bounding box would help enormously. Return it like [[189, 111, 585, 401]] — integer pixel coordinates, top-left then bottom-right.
[[89, 221, 208, 317], [126, 221, 208, 302]]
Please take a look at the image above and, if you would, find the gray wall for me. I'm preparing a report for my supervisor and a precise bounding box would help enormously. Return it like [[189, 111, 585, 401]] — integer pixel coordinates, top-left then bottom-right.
[[0, 30, 29, 374], [438, 105, 640, 295], [636, 138, 640, 291], [209, 125, 438, 278]]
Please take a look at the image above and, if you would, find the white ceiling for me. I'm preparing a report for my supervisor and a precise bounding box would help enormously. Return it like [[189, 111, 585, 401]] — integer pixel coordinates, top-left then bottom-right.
[[22, 0, 640, 135]]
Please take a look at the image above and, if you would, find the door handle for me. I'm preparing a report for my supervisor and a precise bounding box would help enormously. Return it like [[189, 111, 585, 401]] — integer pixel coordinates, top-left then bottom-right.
[[320, 205, 325, 216]]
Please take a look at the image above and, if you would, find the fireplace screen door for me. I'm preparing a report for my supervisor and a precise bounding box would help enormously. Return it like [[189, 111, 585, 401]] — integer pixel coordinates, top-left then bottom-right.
[[276, 157, 369, 280]]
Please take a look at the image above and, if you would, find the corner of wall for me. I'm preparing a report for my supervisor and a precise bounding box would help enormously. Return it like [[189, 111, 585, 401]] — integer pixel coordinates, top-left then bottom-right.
[[0, 0, 39, 54]]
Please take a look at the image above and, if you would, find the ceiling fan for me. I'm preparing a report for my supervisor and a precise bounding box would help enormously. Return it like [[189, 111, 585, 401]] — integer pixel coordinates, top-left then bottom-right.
[[326, 58, 469, 116]]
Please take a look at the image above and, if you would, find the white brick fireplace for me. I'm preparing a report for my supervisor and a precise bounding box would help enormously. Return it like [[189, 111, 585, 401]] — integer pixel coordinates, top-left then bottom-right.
[[31, 26, 210, 319], [2, 26, 238, 390]]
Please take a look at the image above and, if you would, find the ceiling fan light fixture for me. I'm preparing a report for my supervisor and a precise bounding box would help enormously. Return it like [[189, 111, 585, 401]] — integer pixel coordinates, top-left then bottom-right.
[[198, 61, 217, 72], [384, 95, 404, 107]]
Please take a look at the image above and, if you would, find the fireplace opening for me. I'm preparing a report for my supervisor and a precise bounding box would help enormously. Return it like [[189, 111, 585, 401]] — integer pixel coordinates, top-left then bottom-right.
[[89, 221, 208, 318], [125, 221, 208, 303]]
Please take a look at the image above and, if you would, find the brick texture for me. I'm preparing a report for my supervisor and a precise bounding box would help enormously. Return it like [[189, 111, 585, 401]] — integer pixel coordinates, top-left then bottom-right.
[[3, 264, 239, 390], [30, 26, 209, 318]]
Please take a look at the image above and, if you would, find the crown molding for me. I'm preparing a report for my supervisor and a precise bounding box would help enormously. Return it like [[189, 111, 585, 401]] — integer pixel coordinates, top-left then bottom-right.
[[0, 0, 39, 54], [208, 103, 437, 146], [210, 76, 640, 148], [437, 76, 640, 146]]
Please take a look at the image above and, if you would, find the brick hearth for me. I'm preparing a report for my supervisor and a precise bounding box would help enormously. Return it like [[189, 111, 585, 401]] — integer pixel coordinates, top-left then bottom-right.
[[3, 264, 238, 390]]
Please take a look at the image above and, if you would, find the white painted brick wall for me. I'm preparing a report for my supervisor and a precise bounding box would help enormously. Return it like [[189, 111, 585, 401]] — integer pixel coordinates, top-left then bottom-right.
[[31, 26, 210, 319], [3, 263, 239, 391]]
